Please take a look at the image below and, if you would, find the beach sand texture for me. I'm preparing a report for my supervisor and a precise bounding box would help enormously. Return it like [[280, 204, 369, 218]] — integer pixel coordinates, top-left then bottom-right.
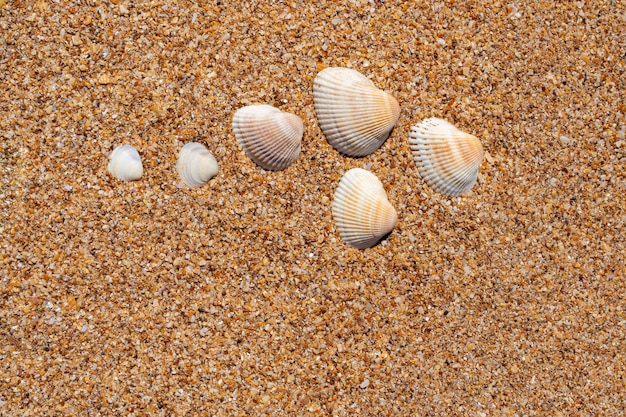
[[1, 1, 625, 415]]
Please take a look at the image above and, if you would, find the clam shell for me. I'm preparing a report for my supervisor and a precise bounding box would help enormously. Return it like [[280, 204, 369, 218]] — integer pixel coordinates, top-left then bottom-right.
[[313, 67, 400, 157], [332, 168, 398, 249], [107, 144, 143, 181], [408, 117, 484, 197], [232, 104, 303, 171], [176, 142, 219, 187]]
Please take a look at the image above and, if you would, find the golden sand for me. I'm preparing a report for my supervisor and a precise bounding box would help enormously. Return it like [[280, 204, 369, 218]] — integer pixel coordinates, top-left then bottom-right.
[[1, 1, 624, 415]]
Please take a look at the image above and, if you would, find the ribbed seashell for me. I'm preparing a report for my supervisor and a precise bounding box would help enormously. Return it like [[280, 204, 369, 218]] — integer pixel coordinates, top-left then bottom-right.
[[408, 117, 484, 197], [232, 104, 303, 171], [176, 142, 219, 187], [313, 67, 400, 157], [107, 145, 143, 181], [332, 168, 398, 249]]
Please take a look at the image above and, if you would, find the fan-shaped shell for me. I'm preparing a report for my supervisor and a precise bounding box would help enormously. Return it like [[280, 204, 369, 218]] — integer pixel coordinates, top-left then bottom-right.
[[232, 104, 303, 171], [107, 144, 143, 181], [408, 117, 484, 197], [176, 142, 219, 187], [313, 67, 400, 157], [332, 168, 398, 249]]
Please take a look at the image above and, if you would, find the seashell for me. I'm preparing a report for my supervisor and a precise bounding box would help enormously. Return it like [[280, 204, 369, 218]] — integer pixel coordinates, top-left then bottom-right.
[[332, 168, 398, 249], [313, 67, 400, 157], [107, 144, 143, 181], [176, 142, 219, 187], [232, 104, 303, 171], [408, 117, 484, 197]]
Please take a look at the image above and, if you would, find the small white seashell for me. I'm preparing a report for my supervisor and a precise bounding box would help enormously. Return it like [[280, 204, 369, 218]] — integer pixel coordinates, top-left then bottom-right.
[[232, 104, 303, 171], [408, 117, 484, 197], [332, 168, 398, 249], [313, 67, 400, 157], [176, 142, 219, 187], [107, 144, 143, 181]]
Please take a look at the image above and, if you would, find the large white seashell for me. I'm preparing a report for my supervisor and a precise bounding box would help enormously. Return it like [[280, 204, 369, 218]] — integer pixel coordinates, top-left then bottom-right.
[[176, 142, 219, 187], [332, 168, 398, 249], [408, 117, 484, 197], [232, 104, 303, 171], [107, 144, 143, 181], [313, 67, 400, 157]]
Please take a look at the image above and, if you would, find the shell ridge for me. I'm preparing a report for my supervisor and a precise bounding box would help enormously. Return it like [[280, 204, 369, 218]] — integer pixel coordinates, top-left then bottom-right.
[[176, 142, 218, 187], [409, 118, 483, 196], [331, 168, 398, 249], [232, 105, 303, 171], [108, 145, 143, 181], [314, 67, 400, 157]]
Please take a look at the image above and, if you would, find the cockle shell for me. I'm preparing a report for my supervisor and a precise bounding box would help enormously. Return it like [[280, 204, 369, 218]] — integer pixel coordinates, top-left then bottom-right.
[[332, 168, 398, 249], [313, 67, 400, 157], [408, 117, 484, 197], [232, 104, 303, 171], [176, 142, 219, 187], [107, 144, 143, 181]]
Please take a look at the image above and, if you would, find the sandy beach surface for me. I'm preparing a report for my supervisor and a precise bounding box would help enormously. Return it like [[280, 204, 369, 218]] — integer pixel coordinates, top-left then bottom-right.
[[1, 1, 624, 415]]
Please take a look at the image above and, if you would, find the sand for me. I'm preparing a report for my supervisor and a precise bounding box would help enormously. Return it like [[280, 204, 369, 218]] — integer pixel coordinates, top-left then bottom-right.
[[1, 0, 624, 415]]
